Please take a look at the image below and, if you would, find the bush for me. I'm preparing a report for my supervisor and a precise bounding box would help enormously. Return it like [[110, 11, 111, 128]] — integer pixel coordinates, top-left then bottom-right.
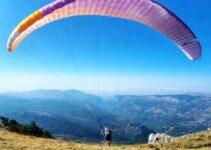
[[0, 116, 53, 139]]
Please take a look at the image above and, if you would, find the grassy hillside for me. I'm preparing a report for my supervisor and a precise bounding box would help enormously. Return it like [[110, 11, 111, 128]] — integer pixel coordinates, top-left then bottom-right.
[[0, 128, 210, 150]]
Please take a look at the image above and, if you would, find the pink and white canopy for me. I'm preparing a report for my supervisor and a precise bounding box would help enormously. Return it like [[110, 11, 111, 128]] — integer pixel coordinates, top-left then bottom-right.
[[7, 0, 202, 60]]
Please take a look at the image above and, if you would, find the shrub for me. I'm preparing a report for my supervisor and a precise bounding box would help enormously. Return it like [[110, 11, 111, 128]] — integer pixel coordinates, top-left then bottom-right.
[[0, 116, 53, 139]]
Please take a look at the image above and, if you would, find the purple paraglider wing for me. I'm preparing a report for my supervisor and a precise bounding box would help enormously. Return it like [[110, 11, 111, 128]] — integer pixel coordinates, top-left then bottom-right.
[[7, 0, 201, 60]]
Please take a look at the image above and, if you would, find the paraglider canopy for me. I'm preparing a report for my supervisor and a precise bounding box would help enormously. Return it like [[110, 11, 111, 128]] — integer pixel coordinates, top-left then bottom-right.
[[7, 0, 201, 60]]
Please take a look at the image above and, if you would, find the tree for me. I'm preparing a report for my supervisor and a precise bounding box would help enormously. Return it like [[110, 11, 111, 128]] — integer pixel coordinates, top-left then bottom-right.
[[0, 116, 9, 127], [0, 116, 53, 138]]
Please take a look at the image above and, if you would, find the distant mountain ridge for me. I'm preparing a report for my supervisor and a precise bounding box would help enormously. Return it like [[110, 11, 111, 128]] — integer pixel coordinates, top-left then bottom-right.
[[0, 90, 154, 143], [109, 94, 211, 136], [0, 89, 210, 143], [3, 89, 101, 101]]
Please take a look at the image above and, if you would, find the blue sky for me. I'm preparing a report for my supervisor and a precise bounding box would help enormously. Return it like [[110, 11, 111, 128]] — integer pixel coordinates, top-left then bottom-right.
[[0, 0, 211, 95]]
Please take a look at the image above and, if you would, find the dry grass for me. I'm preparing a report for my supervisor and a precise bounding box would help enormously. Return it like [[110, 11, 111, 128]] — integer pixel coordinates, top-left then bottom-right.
[[0, 128, 146, 150], [0, 128, 210, 150], [148, 130, 211, 150]]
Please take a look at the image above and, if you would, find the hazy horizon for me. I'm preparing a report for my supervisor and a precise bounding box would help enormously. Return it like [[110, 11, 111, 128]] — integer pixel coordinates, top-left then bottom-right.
[[1, 88, 210, 98]]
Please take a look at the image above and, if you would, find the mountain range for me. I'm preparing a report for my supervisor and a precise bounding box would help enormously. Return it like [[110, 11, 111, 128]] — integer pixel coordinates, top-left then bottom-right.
[[0, 89, 210, 143]]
